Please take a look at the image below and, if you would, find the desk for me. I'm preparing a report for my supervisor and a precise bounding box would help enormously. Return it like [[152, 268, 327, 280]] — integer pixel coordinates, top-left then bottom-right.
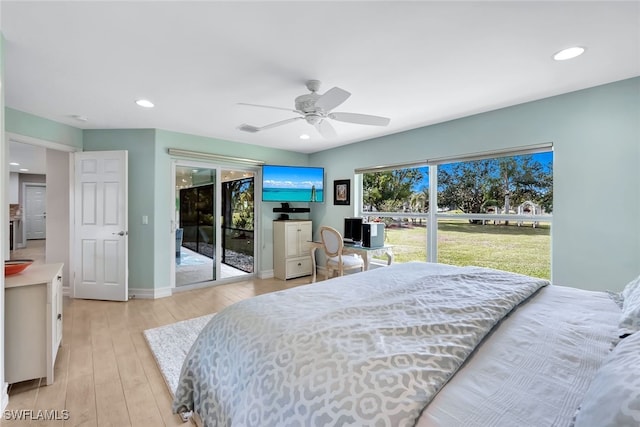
[[309, 242, 393, 283]]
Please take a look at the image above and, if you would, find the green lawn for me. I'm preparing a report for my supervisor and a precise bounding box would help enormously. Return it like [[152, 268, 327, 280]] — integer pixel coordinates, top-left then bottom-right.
[[380, 220, 551, 279]]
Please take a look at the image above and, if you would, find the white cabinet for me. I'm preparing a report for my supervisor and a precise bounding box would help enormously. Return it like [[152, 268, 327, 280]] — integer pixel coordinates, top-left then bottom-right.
[[273, 220, 312, 280], [5, 263, 64, 385]]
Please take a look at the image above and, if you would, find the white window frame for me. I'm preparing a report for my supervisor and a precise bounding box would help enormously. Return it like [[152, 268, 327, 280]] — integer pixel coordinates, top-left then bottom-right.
[[356, 144, 553, 263]]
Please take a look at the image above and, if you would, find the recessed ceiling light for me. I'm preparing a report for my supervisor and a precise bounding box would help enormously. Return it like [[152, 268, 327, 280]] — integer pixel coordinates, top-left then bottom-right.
[[300, 134, 310, 140], [553, 46, 585, 61], [135, 99, 155, 108], [9, 162, 19, 166], [19, 168, 29, 172]]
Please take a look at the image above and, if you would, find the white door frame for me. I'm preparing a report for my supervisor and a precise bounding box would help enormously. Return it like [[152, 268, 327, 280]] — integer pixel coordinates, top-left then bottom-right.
[[170, 158, 260, 291]]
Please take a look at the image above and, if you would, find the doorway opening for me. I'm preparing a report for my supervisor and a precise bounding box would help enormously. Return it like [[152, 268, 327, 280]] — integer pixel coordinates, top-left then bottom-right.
[[174, 163, 256, 288], [9, 140, 48, 262], [7, 133, 76, 293]]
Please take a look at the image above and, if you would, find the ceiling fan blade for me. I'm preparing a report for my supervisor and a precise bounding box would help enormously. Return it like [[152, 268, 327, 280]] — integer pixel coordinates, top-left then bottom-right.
[[314, 87, 351, 112], [237, 123, 261, 133], [314, 119, 337, 139], [329, 112, 391, 126], [237, 102, 299, 114], [237, 117, 302, 133]]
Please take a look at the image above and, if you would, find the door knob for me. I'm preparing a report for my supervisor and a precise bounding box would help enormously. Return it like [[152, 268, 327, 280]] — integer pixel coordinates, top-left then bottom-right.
[[112, 231, 127, 236]]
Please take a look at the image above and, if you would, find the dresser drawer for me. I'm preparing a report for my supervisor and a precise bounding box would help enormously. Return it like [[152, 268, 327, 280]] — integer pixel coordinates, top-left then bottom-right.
[[285, 257, 312, 279]]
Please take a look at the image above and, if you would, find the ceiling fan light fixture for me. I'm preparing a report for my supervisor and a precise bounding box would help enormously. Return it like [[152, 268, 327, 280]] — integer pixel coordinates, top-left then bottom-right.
[[305, 114, 322, 126], [553, 46, 585, 61], [135, 99, 155, 108]]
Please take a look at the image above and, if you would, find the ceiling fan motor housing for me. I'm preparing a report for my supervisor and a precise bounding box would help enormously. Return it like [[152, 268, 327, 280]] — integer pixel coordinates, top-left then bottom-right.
[[295, 93, 322, 114]]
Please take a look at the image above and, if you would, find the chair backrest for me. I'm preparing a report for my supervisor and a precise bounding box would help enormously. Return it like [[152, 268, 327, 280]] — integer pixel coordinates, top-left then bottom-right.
[[320, 226, 343, 258]]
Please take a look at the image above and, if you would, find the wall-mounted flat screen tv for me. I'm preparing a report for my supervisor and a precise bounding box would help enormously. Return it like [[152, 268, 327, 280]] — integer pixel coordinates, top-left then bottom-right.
[[262, 165, 324, 203]]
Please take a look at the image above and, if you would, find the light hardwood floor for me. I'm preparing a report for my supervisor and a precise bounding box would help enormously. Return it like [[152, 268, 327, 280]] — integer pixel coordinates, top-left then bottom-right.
[[4, 271, 313, 426]]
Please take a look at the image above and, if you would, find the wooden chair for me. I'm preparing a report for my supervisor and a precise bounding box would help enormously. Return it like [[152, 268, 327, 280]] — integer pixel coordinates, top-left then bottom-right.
[[320, 226, 364, 280]]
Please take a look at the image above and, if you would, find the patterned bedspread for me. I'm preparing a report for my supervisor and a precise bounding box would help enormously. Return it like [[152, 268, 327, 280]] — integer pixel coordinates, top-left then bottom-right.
[[173, 262, 548, 427]]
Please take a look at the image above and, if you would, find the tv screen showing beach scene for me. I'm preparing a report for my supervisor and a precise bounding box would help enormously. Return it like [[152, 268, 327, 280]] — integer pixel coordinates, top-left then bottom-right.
[[262, 165, 324, 203]]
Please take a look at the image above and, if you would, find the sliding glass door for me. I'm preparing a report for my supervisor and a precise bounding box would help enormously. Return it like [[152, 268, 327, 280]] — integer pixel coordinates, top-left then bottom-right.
[[176, 167, 217, 286], [173, 161, 257, 289]]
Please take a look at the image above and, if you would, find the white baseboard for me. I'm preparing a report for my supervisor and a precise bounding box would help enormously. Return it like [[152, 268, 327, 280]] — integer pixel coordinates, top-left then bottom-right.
[[1, 382, 8, 411], [129, 287, 172, 299], [64, 286, 172, 299], [258, 269, 274, 279]]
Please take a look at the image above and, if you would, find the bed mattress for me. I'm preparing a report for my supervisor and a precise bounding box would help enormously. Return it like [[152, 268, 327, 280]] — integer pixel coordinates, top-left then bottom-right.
[[417, 284, 620, 426]]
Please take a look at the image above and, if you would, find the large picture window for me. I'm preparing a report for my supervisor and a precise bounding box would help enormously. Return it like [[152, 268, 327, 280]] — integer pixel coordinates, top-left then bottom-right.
[[359, 147, 553, 278]]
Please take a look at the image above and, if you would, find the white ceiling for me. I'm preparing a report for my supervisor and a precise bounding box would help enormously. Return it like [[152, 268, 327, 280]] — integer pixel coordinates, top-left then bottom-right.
[[9, 141, 46, 175], [2, 1, 639, 156]]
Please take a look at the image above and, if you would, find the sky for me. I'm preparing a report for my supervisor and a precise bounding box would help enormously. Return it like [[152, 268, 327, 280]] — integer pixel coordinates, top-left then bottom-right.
[[411, 151, 553, 190]]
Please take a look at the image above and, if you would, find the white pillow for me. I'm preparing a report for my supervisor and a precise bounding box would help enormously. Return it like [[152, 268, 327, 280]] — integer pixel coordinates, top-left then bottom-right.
[[622, 274, 640, 300], [574, 331, 640, 427], [619, 274, 640, 337]]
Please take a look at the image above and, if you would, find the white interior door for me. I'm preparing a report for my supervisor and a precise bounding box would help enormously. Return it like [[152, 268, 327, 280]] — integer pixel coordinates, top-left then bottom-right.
[[25, 184, 47, 239], [73, 151, 128, 301]]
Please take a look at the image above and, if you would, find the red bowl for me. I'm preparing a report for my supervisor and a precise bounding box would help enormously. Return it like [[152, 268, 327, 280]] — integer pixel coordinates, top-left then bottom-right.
[[5, 259, 34, 276]]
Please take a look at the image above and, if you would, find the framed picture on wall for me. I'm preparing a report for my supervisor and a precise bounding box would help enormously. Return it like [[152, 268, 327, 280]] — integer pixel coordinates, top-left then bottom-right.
[[333, 179, 350, 205]]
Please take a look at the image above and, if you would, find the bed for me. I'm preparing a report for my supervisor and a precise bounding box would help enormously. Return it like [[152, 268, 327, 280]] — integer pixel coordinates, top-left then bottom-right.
[[173, 262, 640, 427]]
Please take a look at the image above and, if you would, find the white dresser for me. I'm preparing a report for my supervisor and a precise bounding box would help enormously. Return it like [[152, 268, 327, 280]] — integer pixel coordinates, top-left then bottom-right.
[[273, 220, 313, 280], [5, 263, 64, 385]]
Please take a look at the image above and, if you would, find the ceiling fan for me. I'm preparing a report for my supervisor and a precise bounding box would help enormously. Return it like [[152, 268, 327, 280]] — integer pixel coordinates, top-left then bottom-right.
[[237, 80, 390, 138]]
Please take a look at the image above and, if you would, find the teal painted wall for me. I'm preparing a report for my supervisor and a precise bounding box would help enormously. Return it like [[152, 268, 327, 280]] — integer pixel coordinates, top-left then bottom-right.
[[6, 108, 82, 149], [310, 77, 640, 292], [5, 77, 638, 293], [83, 129, 156, 290], [154, 129, 309, 286]]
